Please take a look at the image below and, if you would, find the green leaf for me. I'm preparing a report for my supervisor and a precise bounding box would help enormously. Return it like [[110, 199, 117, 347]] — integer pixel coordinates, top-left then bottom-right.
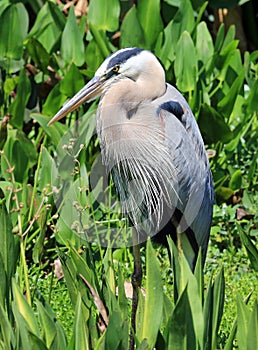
[[229, 169, 242, 190], [28, 2, 65, 53], [74, 294, 90, 350], [105, 311, 124, 350], [167, 286, 195, 349], [12, 279, 40, 336], [25, 38, 55, 74], [120, 5, 145, 48], [218, 68, 245, 116], [196, 21, 214, 67], [0, 303, 15, 350], [174, 31, 197, 92], [137, 0, 163, 49], [31, 113, 67, 148], [2, 130, 37, 183], [87, 0, 120, 32], [238, 227, 258, 271], [38, 147, 57, 192], [60, 6, 85, 66], [88, 24, 111, 59], [85, 39, 106, 73], [138, 240, 163, 348], [60, 64, 85, 98], [37, 299, 67, 349], [0, 3, 28, 60], [237, 295, 251, 349], [247, 301, 258, 350], [42, 84, 67, 117], [198, 104, 234, 144], [156, 0, 195, 67], [211, 268, 225, 349], [9, 69, 31, 129]]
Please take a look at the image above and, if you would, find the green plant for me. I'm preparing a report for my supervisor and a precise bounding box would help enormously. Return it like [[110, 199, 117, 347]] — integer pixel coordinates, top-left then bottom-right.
[[0, 0, 257, 349]]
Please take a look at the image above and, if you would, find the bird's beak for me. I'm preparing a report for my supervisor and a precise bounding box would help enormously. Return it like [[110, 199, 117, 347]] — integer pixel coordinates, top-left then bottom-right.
[[47, 75, 104, 126]]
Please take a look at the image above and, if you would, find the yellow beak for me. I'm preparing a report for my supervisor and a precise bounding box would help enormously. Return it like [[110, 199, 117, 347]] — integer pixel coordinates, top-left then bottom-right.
[[47, 76, 104, 126]]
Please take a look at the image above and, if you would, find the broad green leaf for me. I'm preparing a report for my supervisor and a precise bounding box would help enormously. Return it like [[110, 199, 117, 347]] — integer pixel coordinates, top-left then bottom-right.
[[37, 300, 67, 349], [37, 301, 57, 348], [85, 39, 106, 73], [198, 104, 234, 144], [74, 294, 90, 350], [42, 84, 67, 116], [155, 20, 174, 69], [218, 68, 245, 117], [105, 311, 124, 350], [138, 240, 163, 348], [229, 169, 242, 190], [196, 21, 214, 67], [0, 3, 28, 60], [2, 130, 37, 183], [9, 69, 31, 129], [28, 2, 65, 53], [60, 64, 85, 98], [174, 31, 197, 92], [167, 286, 195, 349], [38, 147, 58, 192], [60, 6, 85, 67], [88, 24, 111, 58], [157, 0, 195, 66], [87, 0, 120, 32], [12, 279, 40, 336], [120, 5, 145, 48], [137, 0, 163, 49], [31, 113, 67, 148]]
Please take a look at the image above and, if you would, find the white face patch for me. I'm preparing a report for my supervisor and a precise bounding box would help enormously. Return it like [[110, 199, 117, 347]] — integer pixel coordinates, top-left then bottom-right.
[[95, 49, 157, 81], [95, 48, 137, 77]]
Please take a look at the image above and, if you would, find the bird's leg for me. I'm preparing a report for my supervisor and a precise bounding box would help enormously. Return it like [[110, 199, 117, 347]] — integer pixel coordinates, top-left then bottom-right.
[[129, 229, 142, 350]]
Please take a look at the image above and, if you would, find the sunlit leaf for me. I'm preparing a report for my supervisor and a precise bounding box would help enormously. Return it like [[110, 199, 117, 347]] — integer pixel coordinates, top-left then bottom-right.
[[196, 21, 214, 67], [174, 31, 197, 92], [0, 3, 28, 61], [120, 5, 145, 48], [137, 0, 163, 49], [28, 2, 65, 53], [87, 0, 120, 32], [60, 6, 85, 67]]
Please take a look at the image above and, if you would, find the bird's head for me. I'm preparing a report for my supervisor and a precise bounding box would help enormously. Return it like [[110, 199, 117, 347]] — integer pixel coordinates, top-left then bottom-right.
[[48, 48, 165, 125]]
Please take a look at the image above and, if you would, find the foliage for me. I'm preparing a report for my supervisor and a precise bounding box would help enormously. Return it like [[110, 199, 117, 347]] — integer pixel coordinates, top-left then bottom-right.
[[0, 0, 257, 349]]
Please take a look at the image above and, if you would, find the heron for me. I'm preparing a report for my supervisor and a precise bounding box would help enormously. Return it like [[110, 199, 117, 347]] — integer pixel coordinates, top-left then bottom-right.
[[48, 47, 214, 346]]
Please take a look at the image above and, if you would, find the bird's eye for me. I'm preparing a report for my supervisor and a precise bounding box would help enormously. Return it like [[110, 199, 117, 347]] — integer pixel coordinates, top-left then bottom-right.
[[112, 65, 119, 73]]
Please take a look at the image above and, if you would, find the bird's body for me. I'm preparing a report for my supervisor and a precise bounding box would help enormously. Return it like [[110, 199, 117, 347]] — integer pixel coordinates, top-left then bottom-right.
[[49, 47, 214, 269]]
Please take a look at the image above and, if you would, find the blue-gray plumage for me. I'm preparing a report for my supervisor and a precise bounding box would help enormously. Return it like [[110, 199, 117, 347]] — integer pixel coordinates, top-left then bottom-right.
[[48, 47, 214, 269]]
